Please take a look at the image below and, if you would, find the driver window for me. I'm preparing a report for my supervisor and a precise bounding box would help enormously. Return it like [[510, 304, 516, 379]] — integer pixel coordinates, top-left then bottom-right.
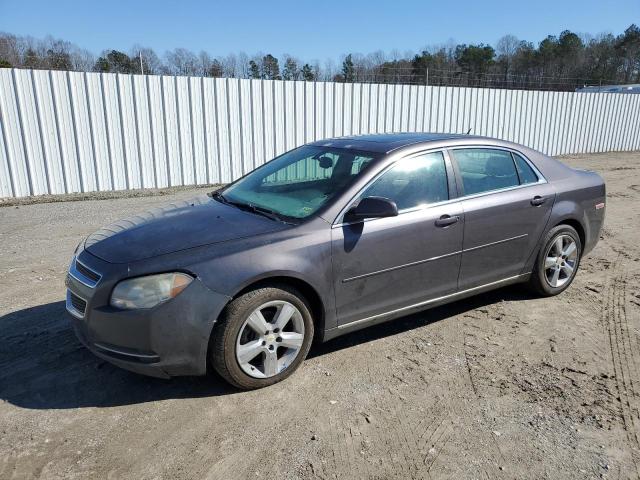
[[360, 151, 448, 211]]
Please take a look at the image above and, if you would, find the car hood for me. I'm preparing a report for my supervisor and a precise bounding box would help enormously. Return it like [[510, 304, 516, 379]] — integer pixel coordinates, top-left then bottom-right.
[[84, 195, 289, 264]]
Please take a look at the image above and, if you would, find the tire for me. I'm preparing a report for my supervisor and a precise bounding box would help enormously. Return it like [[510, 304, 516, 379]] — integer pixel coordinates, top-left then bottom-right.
[[529, 224, 582, 296], [210, 285, 314, 390]]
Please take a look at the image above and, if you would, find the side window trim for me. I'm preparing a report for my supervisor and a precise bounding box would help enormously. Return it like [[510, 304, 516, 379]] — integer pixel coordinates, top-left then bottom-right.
[[511, 151, 540, 185], [443, 149, 460, 200], [447, 146, 547, 201], [510, 152, 524, 185], [333, 148, 452, 226]]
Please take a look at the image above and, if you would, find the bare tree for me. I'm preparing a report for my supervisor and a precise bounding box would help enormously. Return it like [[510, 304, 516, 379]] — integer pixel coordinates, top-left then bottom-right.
[[221, 53, 238, 77], [0, 33, 21, 66], [323, 59, 337, 81], [198, 51, 212, 76], [312, 60, 322, 80], [496, 34, 521, 81], [69, 48, 95, 71], [130, 45, 162, 74], [207, 58, 224, 77], [496, 34, 520, 59], [165, 48, 199, 76], [236, 52, 250, 78]]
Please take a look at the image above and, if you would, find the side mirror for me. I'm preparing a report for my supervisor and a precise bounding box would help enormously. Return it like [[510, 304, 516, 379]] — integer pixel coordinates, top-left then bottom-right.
[[345, 196, 398, 221]]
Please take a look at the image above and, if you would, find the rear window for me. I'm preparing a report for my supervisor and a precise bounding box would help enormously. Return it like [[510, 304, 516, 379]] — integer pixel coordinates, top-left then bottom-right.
[[452, 149, 519, 196], [452, 148, 540, 196]]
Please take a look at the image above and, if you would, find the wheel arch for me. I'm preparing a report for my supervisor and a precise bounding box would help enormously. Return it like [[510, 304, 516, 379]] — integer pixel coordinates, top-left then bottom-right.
[[226, 274, 327, 340], [552, 217, 586, 252], [521, 214, 587, 276], [204, 274, 327, 375]]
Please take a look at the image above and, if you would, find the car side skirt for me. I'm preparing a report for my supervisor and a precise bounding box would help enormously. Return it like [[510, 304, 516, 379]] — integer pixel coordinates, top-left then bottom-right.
[[322, 273, 531, 341]]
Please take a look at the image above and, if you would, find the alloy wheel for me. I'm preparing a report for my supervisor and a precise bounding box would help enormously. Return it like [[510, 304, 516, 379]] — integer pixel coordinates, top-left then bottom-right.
[[544, 234, 578, 288], [235, 300, 305, 378]]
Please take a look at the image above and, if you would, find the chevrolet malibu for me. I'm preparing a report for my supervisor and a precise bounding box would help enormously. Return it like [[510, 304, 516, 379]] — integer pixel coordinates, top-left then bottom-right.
[[66, 133, 606, 389]]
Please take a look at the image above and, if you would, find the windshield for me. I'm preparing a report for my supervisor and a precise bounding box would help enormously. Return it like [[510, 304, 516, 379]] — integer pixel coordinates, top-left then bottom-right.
[[218, 145, 379, 220]]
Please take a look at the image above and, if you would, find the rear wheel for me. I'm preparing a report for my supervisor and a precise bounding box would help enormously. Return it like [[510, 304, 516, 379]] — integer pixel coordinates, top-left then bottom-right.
[[529, 225, 582, 296], [210, 285, 314, 390]]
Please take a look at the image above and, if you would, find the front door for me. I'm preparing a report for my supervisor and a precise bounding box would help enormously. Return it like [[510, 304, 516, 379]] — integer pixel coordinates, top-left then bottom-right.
[[331, 150, 464, 326], [449, 148, 556, 289]]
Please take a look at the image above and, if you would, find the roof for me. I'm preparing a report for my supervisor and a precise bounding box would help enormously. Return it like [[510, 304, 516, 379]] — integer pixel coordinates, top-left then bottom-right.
[[307, 132, 476, 154]]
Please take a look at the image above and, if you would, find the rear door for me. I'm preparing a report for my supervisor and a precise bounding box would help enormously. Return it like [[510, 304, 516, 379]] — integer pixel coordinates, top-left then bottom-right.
[[331, 150, 464, 326], [449, 147, 555, 290]]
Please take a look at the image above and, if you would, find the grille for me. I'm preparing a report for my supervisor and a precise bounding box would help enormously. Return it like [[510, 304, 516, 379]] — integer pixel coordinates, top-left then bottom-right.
[[75, 259, 101, 284], [68, 291, 87, 315]]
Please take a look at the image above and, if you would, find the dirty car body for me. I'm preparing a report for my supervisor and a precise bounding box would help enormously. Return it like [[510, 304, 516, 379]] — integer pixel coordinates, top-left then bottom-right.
[[66, 133, 606, 382]]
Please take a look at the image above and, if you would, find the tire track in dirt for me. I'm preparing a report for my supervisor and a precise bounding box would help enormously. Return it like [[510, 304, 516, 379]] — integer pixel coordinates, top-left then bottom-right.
[[421, 418, 454, 478], [566, 262, 607, 320], [312, 361, 384, 480], [395, 398, 454, 477], [458, 311, 508, 472], [361, 359, 444, 479], [617, 269, 640, 421], [312, 340, 457, 479], [0, 455, 16, 480], [602, 255, 640, 477], [413, 402, 453, 468]]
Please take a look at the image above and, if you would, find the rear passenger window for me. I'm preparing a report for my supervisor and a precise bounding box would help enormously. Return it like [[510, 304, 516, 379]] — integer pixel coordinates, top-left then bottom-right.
[[360, 151, 448, 211], [513, 153, 539, 184], [452, 149, 519, 196]]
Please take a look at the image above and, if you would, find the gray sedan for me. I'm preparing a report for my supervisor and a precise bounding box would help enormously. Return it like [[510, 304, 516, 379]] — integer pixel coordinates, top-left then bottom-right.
[[66, 133, 606, 389]]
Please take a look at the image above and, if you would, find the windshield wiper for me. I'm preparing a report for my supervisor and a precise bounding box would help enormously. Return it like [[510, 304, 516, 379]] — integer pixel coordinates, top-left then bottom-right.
[[209, 190, 228, 204], [237, 202, 283, 222], [211, 192, 289, 223], [210, 190, 298, 223]]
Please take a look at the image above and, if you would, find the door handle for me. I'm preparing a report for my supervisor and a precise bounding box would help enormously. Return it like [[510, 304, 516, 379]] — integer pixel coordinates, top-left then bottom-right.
[[435, 214, 459, 227], [531, 196, 546, 207]]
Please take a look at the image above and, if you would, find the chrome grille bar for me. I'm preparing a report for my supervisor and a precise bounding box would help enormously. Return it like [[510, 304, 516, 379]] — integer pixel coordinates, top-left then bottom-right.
[[68, 256, 102, 288]]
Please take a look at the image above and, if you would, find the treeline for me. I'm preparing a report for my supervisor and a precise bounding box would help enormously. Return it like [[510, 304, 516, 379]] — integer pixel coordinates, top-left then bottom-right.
[[0, 25, 639, 91]]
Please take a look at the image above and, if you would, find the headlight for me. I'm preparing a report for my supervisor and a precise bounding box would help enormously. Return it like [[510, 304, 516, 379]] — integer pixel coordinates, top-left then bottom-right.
[[110, 273, 193, 310]]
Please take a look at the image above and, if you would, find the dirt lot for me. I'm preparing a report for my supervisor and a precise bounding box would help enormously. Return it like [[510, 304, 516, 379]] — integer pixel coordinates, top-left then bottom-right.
[[0, 151, 639, 479]]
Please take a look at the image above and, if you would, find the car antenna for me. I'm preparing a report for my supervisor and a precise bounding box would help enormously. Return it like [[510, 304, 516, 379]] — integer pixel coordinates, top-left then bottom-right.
[[466, 127, 472, 135]]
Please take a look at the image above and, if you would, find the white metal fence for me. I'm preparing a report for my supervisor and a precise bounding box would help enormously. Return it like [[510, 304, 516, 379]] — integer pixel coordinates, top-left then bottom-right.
[[1, 68, 639, 198]]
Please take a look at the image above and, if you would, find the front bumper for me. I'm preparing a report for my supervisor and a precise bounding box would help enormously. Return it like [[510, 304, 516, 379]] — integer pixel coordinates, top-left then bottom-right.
[[66, 251, 231, 378]]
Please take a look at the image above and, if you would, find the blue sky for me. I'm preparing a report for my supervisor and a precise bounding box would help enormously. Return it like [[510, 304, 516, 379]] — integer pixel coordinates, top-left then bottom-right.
[[1, 0, 638, 61]]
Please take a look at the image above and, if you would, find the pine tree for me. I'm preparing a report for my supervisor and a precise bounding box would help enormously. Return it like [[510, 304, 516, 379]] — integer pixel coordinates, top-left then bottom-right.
[[282, 57, 298, 80], [262, 54, 280, 80], [301, 64, 315, 81], [249, 60, 261, 79], [342, 54, 355, 82]]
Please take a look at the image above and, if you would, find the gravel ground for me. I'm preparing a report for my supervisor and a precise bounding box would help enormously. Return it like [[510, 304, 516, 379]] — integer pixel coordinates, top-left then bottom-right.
[[0, 151, 639, 479]]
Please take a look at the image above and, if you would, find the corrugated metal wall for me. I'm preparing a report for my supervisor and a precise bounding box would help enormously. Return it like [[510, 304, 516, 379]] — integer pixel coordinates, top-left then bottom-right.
[[1, 68, 639, 198]]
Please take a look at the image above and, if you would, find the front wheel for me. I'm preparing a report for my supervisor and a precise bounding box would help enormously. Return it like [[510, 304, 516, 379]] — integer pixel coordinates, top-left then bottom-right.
[[529, 225, 582, 296], [210, 285, 314, 390]]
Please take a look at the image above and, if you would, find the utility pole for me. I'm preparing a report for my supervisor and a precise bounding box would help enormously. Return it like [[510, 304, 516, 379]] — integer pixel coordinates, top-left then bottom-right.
[[139, 51, 144, 75]]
